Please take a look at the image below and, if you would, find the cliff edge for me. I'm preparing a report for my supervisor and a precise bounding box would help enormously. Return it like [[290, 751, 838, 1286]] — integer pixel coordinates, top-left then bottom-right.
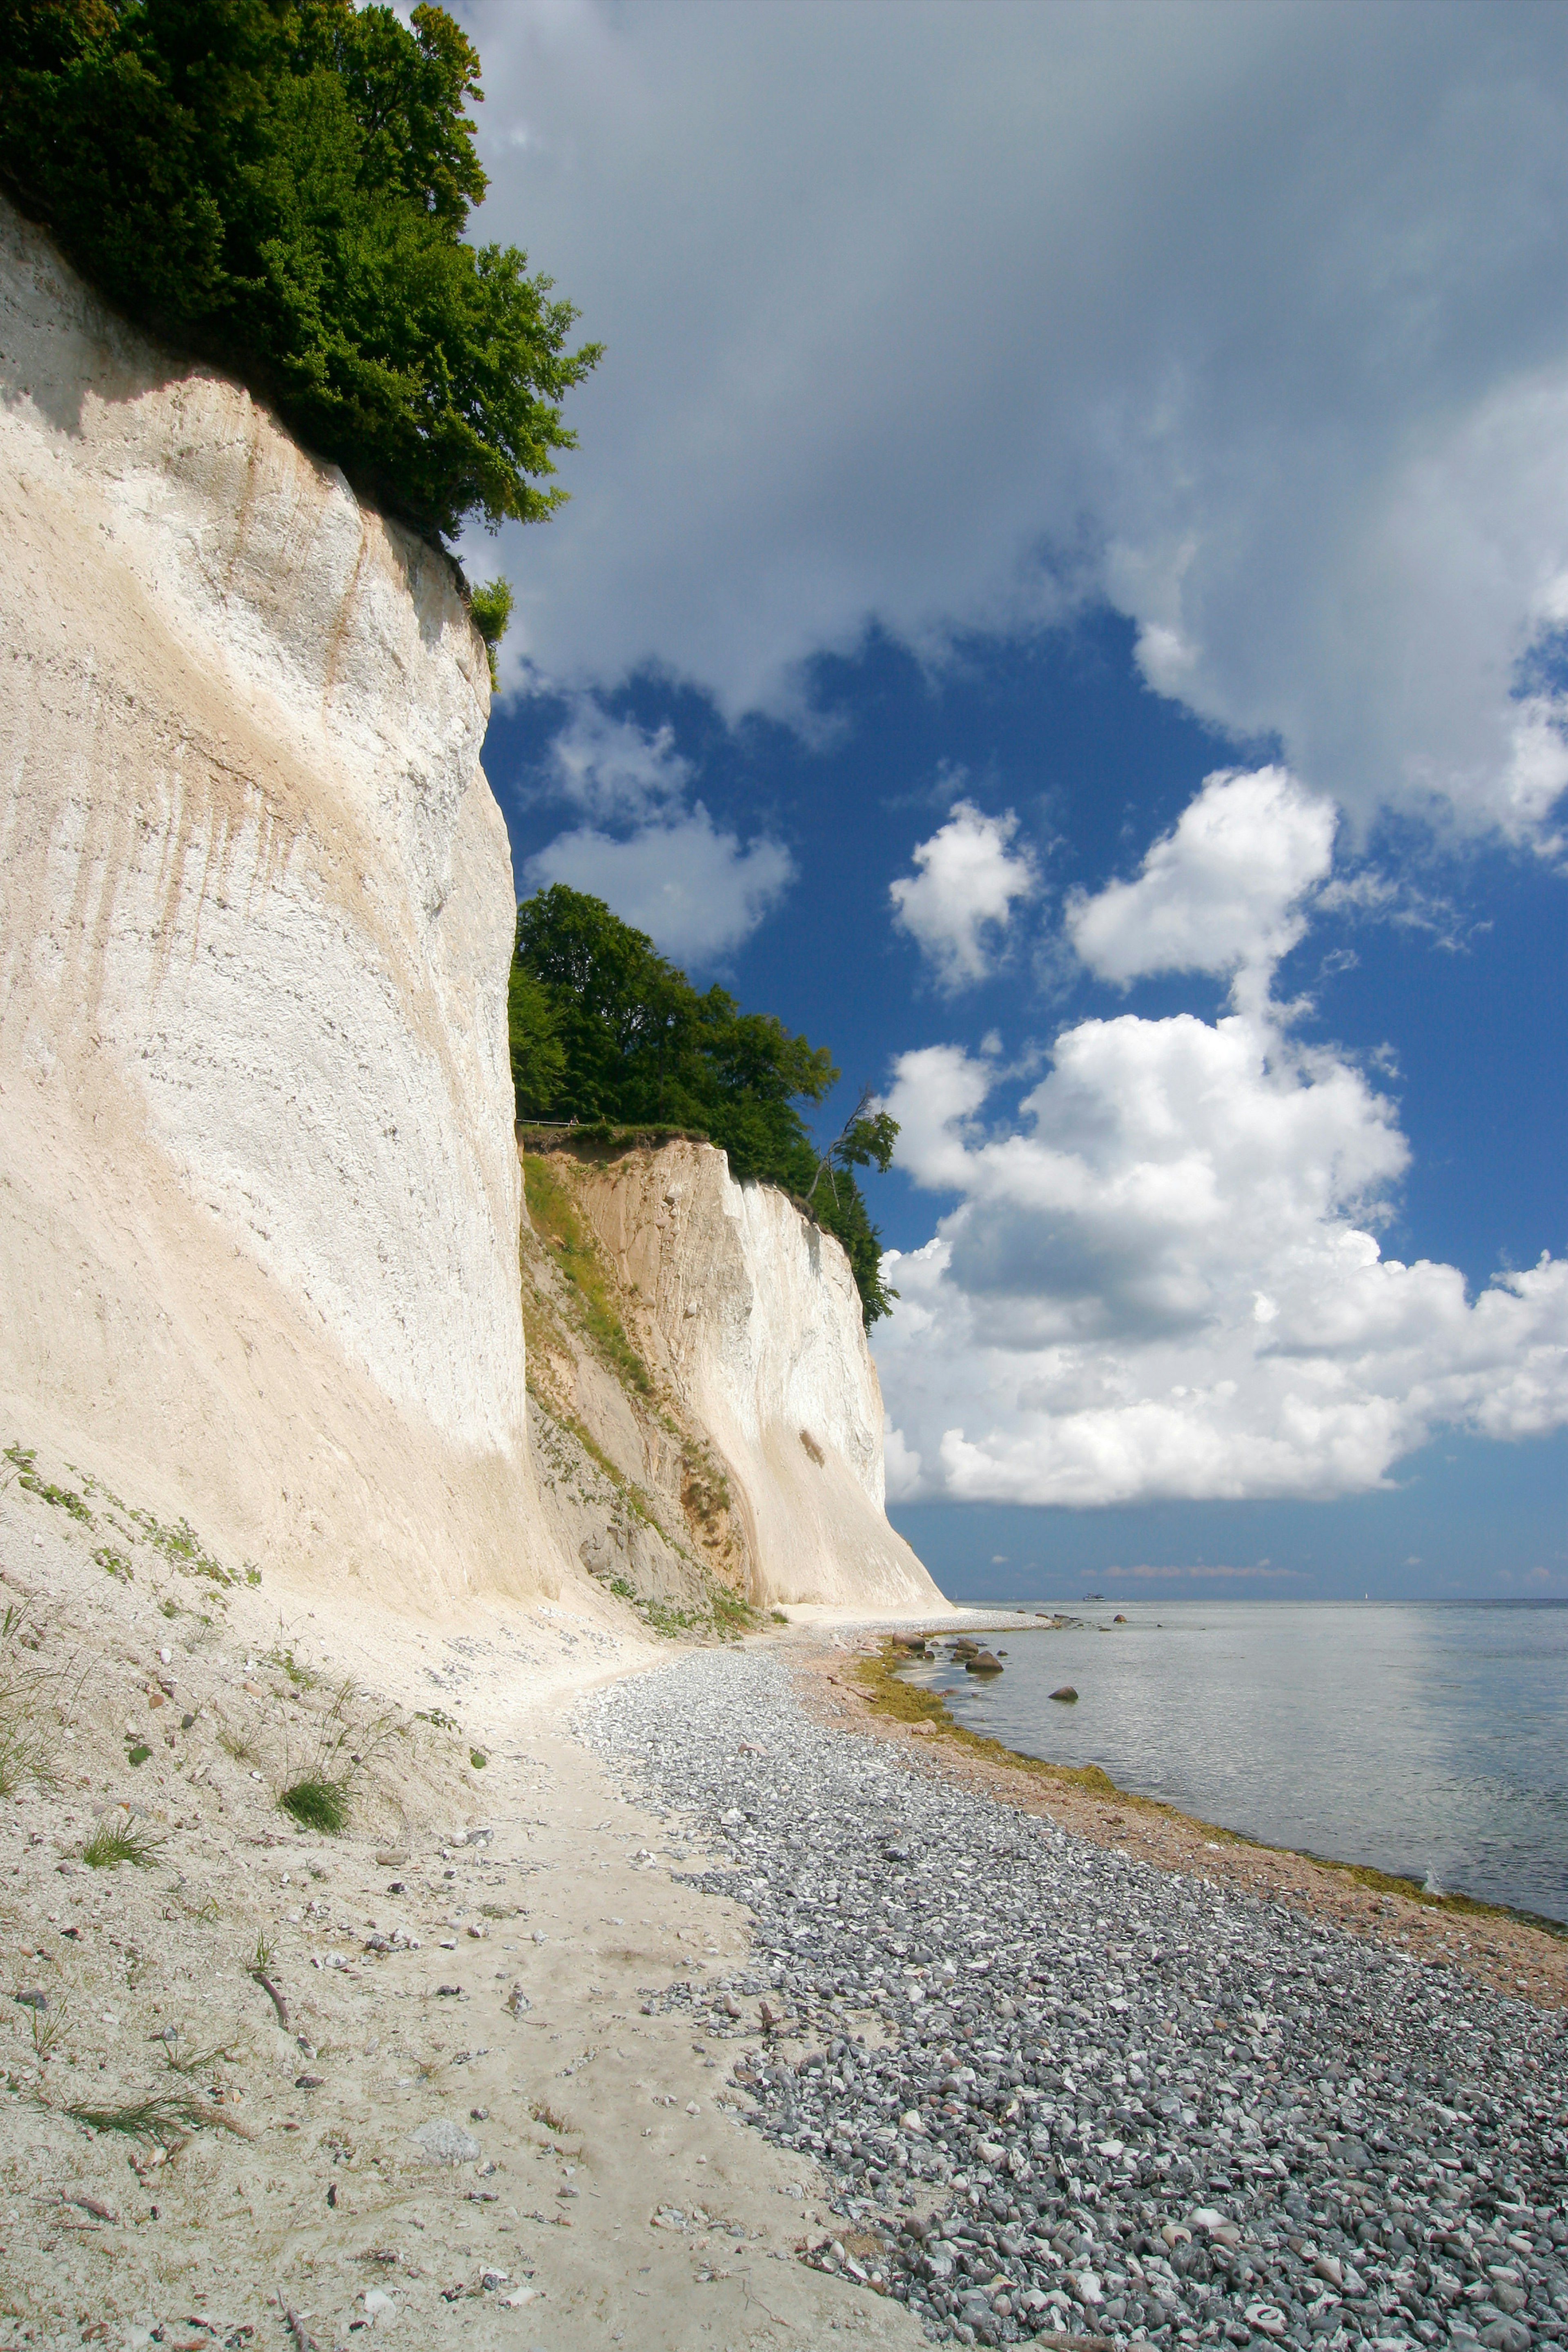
[[523, 1138, 946, 1615], [0, 198, 559, 1606]]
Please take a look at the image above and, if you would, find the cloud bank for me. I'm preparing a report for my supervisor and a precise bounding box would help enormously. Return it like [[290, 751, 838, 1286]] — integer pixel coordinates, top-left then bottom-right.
[[468, 0, 1568, 844], [874, 769, 1568, 1505]]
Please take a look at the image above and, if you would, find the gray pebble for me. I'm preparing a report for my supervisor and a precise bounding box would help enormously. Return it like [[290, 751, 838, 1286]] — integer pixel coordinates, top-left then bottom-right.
[[581, 1653, 1568, 2349]]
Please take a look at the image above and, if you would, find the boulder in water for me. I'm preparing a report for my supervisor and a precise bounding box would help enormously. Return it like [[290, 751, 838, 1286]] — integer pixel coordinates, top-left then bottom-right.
[[1049, 1684, 1079, 1703]]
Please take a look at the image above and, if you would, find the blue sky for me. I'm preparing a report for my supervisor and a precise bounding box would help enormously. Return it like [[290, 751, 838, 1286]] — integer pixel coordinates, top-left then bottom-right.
[[459, 0, 1567, 1598]]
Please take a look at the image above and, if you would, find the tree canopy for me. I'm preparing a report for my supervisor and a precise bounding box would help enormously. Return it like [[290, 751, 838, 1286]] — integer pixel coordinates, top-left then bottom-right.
[[511, 885, 899, 1325], [0, 0, 601, 547]]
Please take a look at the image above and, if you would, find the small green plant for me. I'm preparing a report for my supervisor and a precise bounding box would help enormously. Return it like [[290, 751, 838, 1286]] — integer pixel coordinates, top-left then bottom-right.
[[469, 1748, 488, 1771], [278, 1676, 390, 1835], [265, 1642, 318, 1689], [245, 1565, 263, 1587], [16, 1991, 67, 2061], [415, 1708, 458, 1733], [4, 1443, 94, 1524], [0, 1602, 57, 1797], [93, 1547, 132, 1582], [163, 2034, 241, 2079], [125, 1742, 151, 1768], [216, 1722, 257, 1764], [469, 576, 513, 688], [66, 2093, 202, 2147], [124, 1502, 236, 1587], [639, 1597, 702, 1640], [712, 1586, 757, 1633], [770, 1609, 788, 1626], [279, 1777, 349, 1835], [83, 1816, 164, 1870], [158, 1597, 181, 1620], [185, 1893, 221, 1927], [251, 1932, 276, 1978]]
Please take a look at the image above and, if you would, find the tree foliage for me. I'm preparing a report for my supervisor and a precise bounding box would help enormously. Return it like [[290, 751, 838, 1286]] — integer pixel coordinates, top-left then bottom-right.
[[0, 0, 601, 546], [511, 885, 899, 1325]]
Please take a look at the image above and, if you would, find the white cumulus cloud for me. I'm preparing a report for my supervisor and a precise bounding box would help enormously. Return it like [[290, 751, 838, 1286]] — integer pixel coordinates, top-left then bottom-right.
[[544, 701, 691, 822], [873, 773, 1568, 1505], [521, 804, 793, 964], [519, 702, 793, 964], [1067, 767, 1336, 987], [889, 801, 1038, 989]]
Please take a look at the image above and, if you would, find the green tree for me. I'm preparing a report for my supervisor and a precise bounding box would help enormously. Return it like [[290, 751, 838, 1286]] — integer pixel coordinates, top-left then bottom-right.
[[0, 0, 601, 547], [510, 886, 899, 1324], [507, 959, 564, 1118]]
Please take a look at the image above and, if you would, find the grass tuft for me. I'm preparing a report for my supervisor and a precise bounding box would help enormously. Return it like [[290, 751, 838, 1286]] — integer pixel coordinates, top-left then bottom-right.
[[0, 1598, 59, 1797], [83, 1815, 164, 1869], [66, 2093, 201, 2146], [280, 1776, 349, 1834]]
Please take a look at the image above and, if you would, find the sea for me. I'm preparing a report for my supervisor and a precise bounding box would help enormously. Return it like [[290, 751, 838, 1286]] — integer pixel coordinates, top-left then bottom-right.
[[902, 1599, 1568, 1926]]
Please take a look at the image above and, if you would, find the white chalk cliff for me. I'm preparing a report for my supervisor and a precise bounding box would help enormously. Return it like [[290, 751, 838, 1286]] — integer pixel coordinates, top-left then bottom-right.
[[0, 196, 940, 1622], [565, 1142, 944, 1612], [0, 198, 557, 1605]]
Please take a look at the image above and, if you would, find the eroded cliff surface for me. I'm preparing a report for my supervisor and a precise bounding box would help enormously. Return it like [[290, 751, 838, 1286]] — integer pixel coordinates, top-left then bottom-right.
[[522, 1139, 946, 1615], [0, 200, 560, 1606]]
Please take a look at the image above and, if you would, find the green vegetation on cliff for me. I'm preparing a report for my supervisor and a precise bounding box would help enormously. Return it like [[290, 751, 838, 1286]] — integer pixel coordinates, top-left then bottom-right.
[[0, 1, 600, 550], [510, 884, 899, 1325]]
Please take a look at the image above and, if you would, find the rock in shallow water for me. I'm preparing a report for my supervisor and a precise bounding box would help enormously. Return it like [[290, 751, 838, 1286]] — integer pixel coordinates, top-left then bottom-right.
[[579, 1653, 1568, 2348]]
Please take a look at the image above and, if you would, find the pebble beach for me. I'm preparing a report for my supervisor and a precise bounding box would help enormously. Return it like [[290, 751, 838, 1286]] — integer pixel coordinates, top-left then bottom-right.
[[581, 1649, 1568, 2350]]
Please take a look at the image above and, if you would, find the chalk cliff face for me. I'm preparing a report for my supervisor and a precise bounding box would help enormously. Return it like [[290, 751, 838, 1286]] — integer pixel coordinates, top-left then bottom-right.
[[543, 1141, 944, 1613], [0, 200, 559, 1604]]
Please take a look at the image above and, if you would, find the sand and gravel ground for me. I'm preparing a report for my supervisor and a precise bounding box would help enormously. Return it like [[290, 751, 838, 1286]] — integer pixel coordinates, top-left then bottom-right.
[[2, 1450, 1562, 2352], [0, 1454, 923, 2351]]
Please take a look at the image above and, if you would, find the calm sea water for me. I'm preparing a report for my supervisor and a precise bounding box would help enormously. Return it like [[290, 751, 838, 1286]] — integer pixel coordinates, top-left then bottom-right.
[[906, 1600, 1568, 1924]]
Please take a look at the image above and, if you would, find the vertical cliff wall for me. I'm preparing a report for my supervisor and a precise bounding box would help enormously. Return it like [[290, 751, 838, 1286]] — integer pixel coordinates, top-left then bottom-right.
[[0, 200, 560, 1606], [543, 1140, 945, 1613]]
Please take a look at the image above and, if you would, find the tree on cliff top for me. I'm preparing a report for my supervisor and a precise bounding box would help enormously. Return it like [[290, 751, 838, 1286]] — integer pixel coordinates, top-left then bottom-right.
[[0, 0, 601, 548], [511, 884, 900, 1327]]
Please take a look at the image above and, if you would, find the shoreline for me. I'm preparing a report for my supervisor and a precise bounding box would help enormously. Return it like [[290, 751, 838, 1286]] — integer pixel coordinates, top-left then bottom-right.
[[583, 1640, 1568, 2348], [798, 1630, 1567, 2014]]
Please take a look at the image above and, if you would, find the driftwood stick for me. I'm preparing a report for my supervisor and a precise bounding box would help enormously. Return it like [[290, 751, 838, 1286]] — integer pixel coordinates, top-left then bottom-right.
[[249, 1967, 289, 2029], [280, 2294, 319, 2351]]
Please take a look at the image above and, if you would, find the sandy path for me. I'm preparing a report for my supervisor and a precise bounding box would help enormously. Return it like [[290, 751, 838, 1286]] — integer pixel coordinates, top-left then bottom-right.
[[0, 1455, 922, 2349]]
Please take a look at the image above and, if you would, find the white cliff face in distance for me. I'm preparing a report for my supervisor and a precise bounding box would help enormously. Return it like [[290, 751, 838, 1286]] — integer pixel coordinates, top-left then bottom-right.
[[572, 1142, 946, 1612], [0, 198, 560, 1606]]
